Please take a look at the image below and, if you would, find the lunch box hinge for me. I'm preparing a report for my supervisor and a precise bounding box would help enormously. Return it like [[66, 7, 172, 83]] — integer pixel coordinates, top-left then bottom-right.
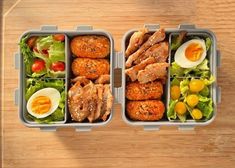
[[216, 87, 221, 104], [216, 50, 221, 67], [178, 125, 194, 131], [14, 52, 20, 70], [14, 89, 19, 106], [178, 24, 196, 29], [144, 24, 160, 30], [75, 126, 92, 132], [40, 25, 58, 31], [144, 125, 160, 131], [114, 51, 123, 104], [76, 25, 93, 31], [40, 127, 57, 132]]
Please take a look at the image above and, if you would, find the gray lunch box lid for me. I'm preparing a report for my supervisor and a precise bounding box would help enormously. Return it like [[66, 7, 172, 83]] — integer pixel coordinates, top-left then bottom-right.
[[14, 24, 221, 132]]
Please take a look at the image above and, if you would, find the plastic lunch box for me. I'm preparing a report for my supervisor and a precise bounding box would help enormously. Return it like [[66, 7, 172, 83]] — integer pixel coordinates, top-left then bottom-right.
[[14, 24, 221, 132]]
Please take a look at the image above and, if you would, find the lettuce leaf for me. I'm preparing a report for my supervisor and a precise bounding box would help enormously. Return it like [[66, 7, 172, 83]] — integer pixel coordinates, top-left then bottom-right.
[[170, 59, 210, 78], [197, 99, 213, 119], [19, 35, 34, 75], [203, 75, 215, 85], [180, 79, 189, 97], [167, 99, 178, 120], [206, 37, 212, 51], [171, 31, 187, 50], [36, 36, 53, 52], [177, 114, 187, 122], [48, 41, 65, 63]]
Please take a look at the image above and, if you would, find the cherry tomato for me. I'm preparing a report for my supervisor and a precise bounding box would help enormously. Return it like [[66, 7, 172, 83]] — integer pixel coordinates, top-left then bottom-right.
[[53, 34, 65, 41], [51, 61, 65, 72], [27, 36, 38, 49], [42, 49, 49, 56], [32, 59, 45, 73]]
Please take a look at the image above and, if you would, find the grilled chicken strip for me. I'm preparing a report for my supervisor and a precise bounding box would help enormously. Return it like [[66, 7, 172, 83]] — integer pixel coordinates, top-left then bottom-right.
[[137, 62, 169, 84], [134, 42, 169, 65], [125, 28, 166, 68], [125, 57, 157, 82], [101, 84, 113, 121], [125, 28, 149, 57], [95, 75, 110, 84], [68, 80, 97, 122]]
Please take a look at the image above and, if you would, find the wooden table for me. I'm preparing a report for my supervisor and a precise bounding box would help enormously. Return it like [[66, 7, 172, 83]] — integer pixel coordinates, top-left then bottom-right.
[[1, 0, 235, 167]]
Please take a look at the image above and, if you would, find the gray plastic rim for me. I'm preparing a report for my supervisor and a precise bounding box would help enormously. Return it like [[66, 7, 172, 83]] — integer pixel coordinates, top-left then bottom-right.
[[16, 25, 115, 131], [120, 24, 220, 130]]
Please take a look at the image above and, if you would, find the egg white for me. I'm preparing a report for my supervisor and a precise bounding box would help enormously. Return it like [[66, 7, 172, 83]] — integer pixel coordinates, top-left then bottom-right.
[[175, 39, 206, 68], [27, 88, 61, 119]]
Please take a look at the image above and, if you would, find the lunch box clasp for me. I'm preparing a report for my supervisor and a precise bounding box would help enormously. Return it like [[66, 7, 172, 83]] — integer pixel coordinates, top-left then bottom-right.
[[144, 24, 160, 31], [76, 25, 93, 31], [178, 24, 196, 29], [75, 126, 92, 132], [114, 51, 123, 104], [40, 25, 58, 31], [40, 127, 57, 132], [14, 52, 20, 70]]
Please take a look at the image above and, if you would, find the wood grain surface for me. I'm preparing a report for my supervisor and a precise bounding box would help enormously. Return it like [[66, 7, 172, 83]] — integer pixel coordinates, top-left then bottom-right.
[[1, 0, 235, 167]]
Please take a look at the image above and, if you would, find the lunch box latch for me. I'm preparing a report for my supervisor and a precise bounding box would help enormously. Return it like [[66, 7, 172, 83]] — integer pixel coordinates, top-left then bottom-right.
[[40, 25, 58, 31], [40, 127, 57, 132], [144, 125, 160, 131], [14, 89, 19, 106], [216, 50, 221, 67], [14, 52, 20, 70], [178, 125, 194, 131], [75, 126, 92, 132], [178, 24, 196, 29], [114, 51, 123, 104], [144, 24, 160, 31], [76, 25, 93, 31]]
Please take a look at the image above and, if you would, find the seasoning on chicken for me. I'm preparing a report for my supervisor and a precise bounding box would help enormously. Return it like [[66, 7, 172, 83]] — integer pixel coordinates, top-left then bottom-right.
[[134, 42, 169, 65], [126, 100, 165, 121], [126, 81, 163, 100], [125, 28, 166, 68], [137, 63, 169, 84], [125, 57, 156, 82], [125, 28, 149, 57], [68, 77, 113, 122], [71, 35, 110, 58], [72, 58, 110, 80]]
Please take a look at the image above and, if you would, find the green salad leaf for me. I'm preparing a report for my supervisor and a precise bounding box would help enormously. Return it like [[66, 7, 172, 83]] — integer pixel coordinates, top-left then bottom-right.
[[170, 59, 210, 78], [180, 79, 189, 97], [206, 37, 212, 51], [177, 114, 187, 122], [197, 98, 213, 119], [167, 99, 178, 120], [36, 36, 53, 52], [171, 31, 187, 50], [19, 35, 34, 75], [48, 41, 65, 63]]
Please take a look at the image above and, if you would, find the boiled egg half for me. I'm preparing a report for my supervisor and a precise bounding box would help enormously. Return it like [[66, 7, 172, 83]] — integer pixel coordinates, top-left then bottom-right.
[[174, 39, 206, 68], [27, 88, 60, 118]]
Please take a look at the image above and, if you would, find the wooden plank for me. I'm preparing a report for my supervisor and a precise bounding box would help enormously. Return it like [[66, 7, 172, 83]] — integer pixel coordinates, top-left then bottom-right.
[[1, 0, 235, 167]]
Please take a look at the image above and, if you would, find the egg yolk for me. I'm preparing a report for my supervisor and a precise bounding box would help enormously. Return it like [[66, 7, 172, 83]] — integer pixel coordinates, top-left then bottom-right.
[[31, 96, 52, 114], [185, 43, 203, 62]]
